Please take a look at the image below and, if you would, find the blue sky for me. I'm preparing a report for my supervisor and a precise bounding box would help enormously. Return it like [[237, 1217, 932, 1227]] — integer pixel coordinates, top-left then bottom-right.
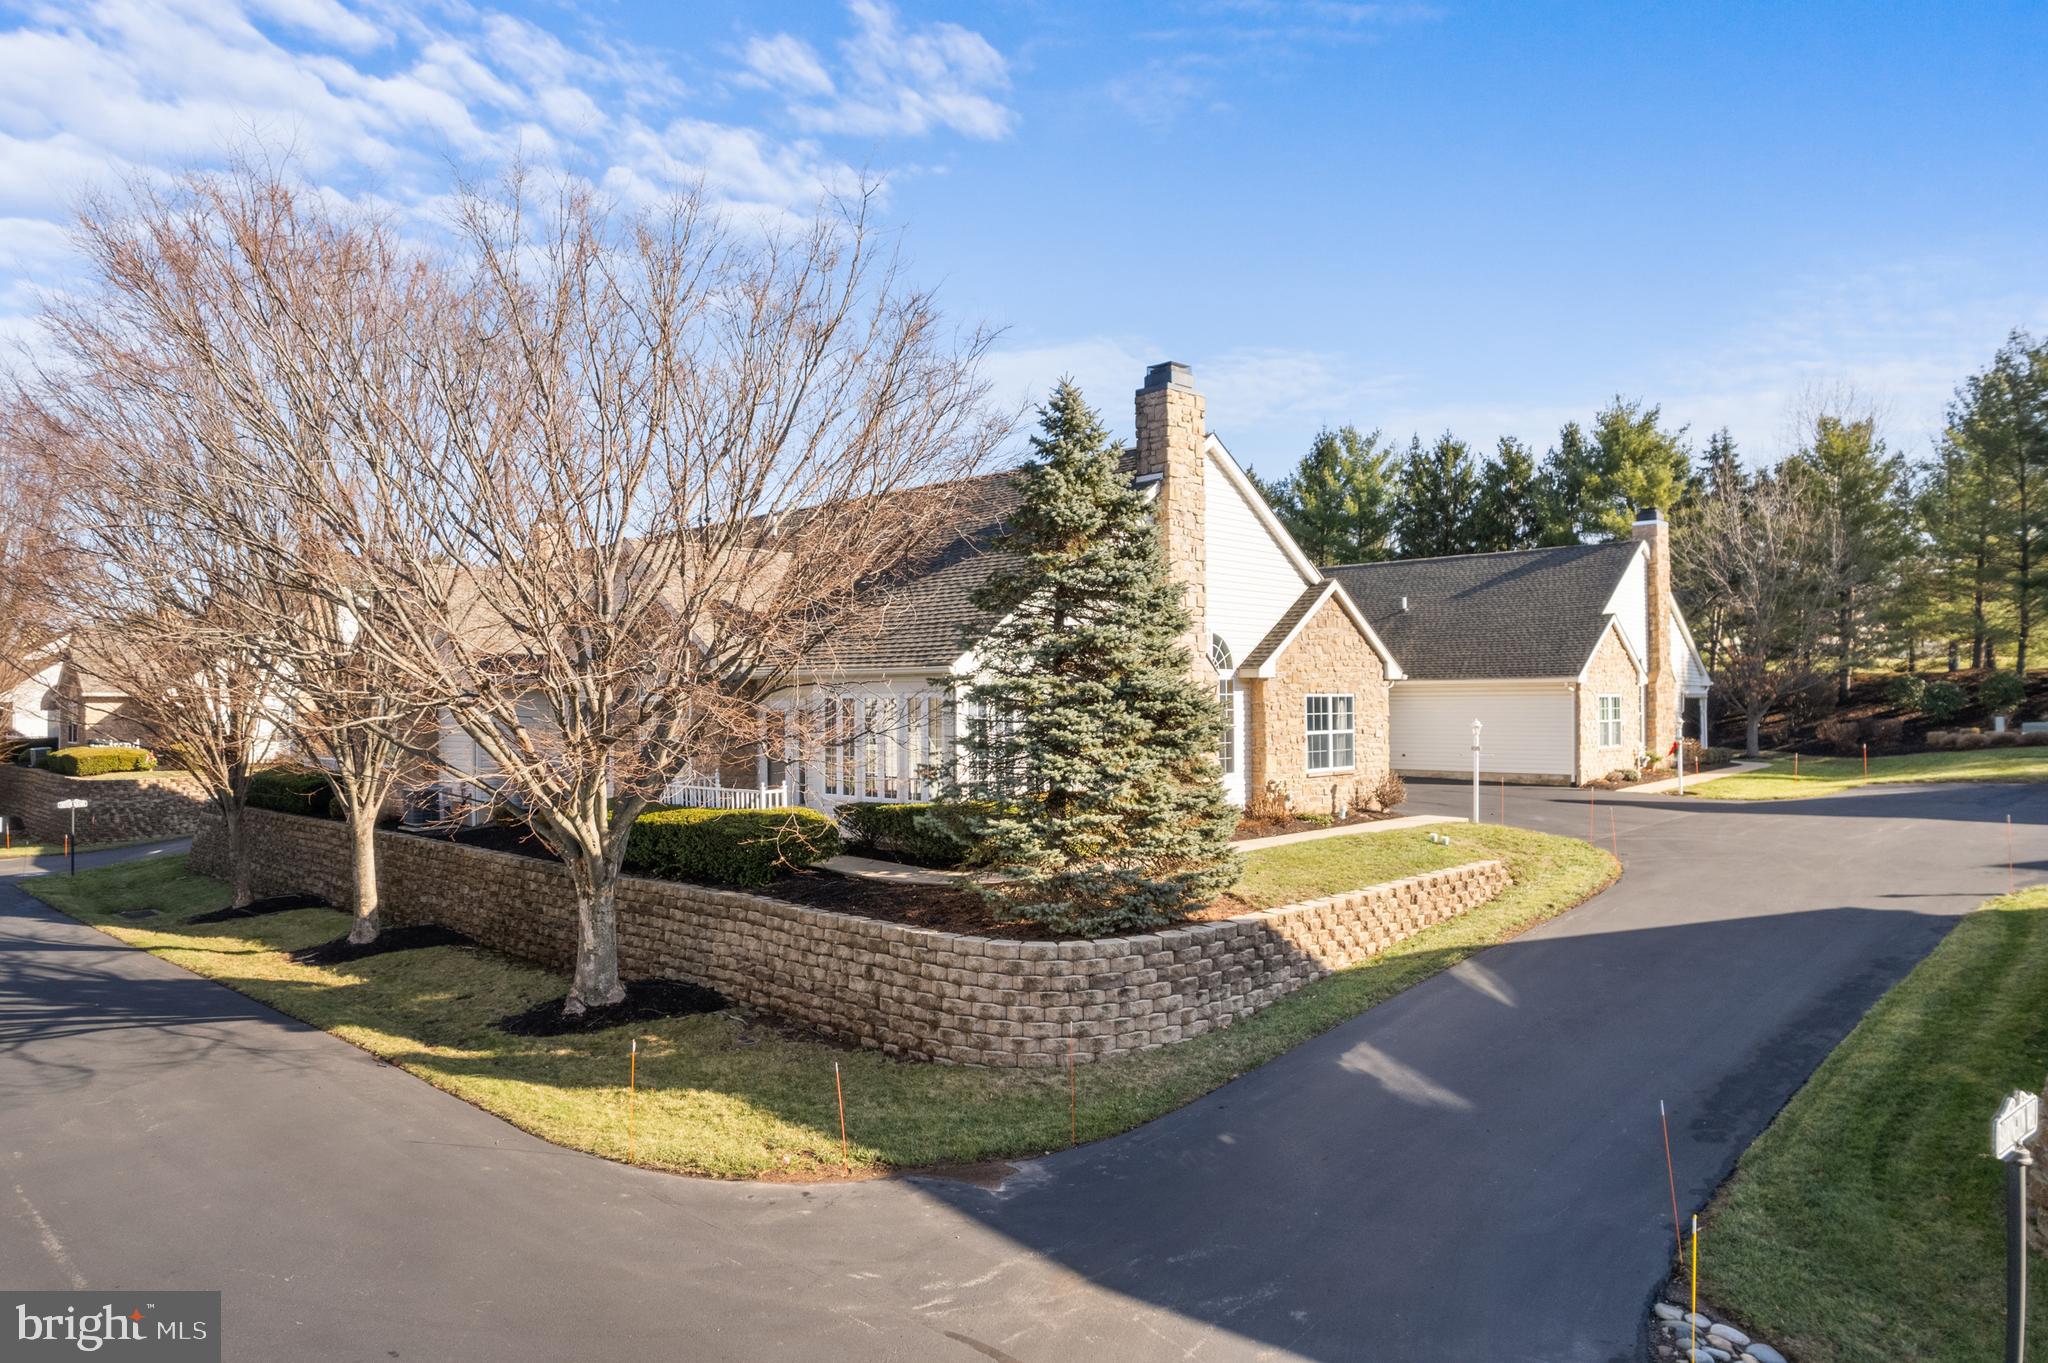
[[3, 1, 2043, 478]]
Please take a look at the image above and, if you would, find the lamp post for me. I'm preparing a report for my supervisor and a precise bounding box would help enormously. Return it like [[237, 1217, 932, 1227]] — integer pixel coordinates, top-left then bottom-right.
[[1470, 719, 1483, 824], [55, 797, 87, 875]]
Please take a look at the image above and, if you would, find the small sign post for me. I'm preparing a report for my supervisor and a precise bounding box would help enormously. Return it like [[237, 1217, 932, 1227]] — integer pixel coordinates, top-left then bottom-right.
[[1995, 1088, 2039, 1363], [1470, 719, 1483, 825], [55, 798, 87, 877]]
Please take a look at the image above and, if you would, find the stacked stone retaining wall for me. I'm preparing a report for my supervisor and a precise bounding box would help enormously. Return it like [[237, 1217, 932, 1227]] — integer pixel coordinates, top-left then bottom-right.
[[0, 763, 209, 843], [191, 809, 1512, 1067]]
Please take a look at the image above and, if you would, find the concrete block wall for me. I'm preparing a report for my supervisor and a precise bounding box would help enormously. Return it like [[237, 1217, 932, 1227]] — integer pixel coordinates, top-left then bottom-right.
[[192, 809, 1511, 1067]]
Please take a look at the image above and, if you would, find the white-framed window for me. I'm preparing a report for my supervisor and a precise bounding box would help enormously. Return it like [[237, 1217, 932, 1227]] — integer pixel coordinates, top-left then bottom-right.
[[1211, 635, 1235, 777], [1217, 679, 1236, 775], [1597, 694, 1623, 747], [1305, 693, 1355, 772], [823, 698, 855, 796]]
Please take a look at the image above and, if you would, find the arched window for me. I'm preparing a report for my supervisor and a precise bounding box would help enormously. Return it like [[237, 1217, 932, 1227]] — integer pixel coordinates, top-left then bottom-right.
[[1211, 636, 1236, 776]]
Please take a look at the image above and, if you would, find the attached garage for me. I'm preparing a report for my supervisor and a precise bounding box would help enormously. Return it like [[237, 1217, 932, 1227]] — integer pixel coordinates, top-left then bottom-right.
[[1390, 680, 1577, 782]]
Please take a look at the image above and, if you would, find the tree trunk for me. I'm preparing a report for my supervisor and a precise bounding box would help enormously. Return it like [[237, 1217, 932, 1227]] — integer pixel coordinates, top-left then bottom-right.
[[345, 811, 380, 945], [1949, 640, 1961, 672], [564, 854, 626, 1014], [1744, 708, 1763, 759], [1906, 638, 1918, 673], [1837, 596, 1853, 701], [222, 800, 254, 909]]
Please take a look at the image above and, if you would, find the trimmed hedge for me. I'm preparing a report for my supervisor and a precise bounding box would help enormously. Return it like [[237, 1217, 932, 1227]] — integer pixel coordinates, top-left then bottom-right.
[[38, 745, 156, 776], [836, 800, 981, 869], [246, 766, 340, 820], [624, 806, 841, 888]]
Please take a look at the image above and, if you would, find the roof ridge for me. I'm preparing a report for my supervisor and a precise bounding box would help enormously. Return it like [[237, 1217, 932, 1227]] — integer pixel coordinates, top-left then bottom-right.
[[1324, 540, 1630, 571]]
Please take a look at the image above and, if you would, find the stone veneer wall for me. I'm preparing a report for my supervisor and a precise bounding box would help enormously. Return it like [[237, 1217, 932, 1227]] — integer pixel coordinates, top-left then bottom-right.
[[1133, 363, 1214, 688], [1576, 623, 1645, 784], [1247, 595, 1393, 814], [191, 808, 1511, 1068], [0, 762, 209, 842]]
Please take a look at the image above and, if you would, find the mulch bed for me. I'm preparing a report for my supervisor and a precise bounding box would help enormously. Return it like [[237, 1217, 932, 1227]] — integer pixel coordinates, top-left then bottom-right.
[[288, 923, 475, 968], [495, 978, 730, 1036], [392, 822, 562, 861], [1231, 809, 1393, 841], [189, 893, 336, 924]]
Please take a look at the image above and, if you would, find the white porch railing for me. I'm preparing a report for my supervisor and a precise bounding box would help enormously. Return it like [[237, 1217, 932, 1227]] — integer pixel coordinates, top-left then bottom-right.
[[659, 779, 791, 810]]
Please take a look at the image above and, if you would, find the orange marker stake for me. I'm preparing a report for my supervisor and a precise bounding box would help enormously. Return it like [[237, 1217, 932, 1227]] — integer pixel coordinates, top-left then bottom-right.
[[1863, 743, 1869, 777], [1794, 751, 1800, 779], [834, 1060, 850, 1174], [1659, 1101, 1682, 1260], [626, 1038, 638, 1163]]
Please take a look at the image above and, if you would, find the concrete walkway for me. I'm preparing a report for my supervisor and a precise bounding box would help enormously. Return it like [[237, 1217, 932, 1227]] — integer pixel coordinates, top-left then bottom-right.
[[1619, 758, 1769, 795], [2, 790, 2037, 1361], [820, 852, 974, 886]]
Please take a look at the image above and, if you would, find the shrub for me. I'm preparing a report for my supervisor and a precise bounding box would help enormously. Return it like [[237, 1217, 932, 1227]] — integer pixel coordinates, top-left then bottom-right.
[[246, 766, 340, 819], [1989, 728, 2025, 746], [1955, 730, 1991, 751], [836, 801, 979, 869], [1981, 671, 2027, 717], [2023, 731, 2048, 748], [1243, 780, 1291, 823], [1922, 680, 1967, 723], [37, 745, 156, 776], [1815, 717, 1860, 754], [624, 806, 841, 888], [1884, 674, 1927, 712], [1370, 771, 1407, 811], [1785, 678, 1837, 727]]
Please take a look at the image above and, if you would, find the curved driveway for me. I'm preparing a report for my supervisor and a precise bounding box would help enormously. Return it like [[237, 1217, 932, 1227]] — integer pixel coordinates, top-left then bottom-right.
[[2, 783, 2040, 1362]]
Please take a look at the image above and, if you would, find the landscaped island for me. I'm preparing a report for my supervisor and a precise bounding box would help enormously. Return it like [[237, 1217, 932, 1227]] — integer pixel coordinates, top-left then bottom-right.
[[28, 822, 1612, 1179]]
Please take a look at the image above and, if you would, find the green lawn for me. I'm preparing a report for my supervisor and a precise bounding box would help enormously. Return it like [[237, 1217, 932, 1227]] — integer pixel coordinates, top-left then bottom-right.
[[1227, 824, 1512, 909], [27, 824, 1612, 1180], [1692, 748, 2048, 800], [1699, 886, 2048, 1362], [0, 835, 174, 859]]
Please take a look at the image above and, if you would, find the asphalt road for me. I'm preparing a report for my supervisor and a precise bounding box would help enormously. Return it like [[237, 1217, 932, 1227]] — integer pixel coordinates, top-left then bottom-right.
[[2, 782, 2041, 1362]]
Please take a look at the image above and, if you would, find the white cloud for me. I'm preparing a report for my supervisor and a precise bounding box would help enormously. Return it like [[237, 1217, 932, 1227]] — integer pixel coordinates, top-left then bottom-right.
[[762, 0, 1014, 141], [741, 33, 835, 97]]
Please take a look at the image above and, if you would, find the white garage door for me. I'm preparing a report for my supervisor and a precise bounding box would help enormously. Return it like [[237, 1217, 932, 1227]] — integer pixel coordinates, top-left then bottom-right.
[[1391, 682, 1575, 779]]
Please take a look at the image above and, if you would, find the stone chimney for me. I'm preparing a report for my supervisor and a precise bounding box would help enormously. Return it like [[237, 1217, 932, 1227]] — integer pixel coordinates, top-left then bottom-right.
[[1135, 362, 1211, 678], [1632, 507, 1678, 756]]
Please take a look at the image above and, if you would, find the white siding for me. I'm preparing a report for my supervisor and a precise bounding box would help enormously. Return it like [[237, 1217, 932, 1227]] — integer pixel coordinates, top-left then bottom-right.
[[1203, 450, 1314, 666], [1605, 551, 1648, 666], [1390, 680, 1575, 778], [1673, 607, 1712, 693]]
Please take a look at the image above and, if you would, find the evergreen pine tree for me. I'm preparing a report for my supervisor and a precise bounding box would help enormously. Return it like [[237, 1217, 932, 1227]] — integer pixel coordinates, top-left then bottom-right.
[[1266, 425, 1398, 564], [951, 380, 1242, 934], [1394, 432, 1482, 556], [1587, 397, 1692, 535], [1534, 421, 1597, 545], [1472, 436, 1542, 550]]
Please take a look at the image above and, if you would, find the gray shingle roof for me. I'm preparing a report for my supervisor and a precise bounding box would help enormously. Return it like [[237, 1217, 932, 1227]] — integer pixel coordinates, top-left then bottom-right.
[[1239, 583, 1331, 673], [1325, 542, 1640, 680], [804, 471, 1022, 673]]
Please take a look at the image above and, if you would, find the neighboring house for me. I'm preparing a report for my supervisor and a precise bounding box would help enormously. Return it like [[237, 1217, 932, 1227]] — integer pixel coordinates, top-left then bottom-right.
[[736, 361, 1405, 818], [1325, 511, 1712, 784], [49, 650, 154, 748], [3, 645, 62, 742]]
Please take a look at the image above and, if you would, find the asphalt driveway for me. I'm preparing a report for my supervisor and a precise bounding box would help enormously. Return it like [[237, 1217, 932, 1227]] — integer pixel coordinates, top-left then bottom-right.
[[2, 783, 2039, 1362]]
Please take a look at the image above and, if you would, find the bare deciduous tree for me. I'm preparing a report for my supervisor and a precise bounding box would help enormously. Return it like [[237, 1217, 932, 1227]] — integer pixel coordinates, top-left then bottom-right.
[[0, 398, 76, 696], [291, 176, 1008, 1011], [1675, 472, 1835, 756]]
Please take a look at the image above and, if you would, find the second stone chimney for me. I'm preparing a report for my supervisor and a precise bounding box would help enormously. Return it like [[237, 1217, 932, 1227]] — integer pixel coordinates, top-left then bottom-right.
[[1632, 507, 1677, 755], [1135, 362, 1211, 677]]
